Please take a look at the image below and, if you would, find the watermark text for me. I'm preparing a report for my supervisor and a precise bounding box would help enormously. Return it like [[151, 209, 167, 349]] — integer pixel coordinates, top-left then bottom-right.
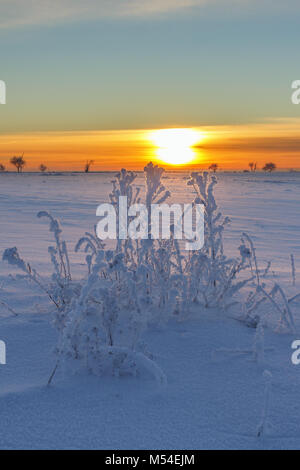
[[0, 80, 6, 104], [96, 197, 204, 250]]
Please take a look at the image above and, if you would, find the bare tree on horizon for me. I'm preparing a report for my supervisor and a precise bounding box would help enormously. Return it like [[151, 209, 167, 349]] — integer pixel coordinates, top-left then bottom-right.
[[39, 164, 47, 173], [84, 160, 94, 173], [209, 163, 218, 173], [263, 162, 276, 173], [249, 162, 257, 172], [10, 154, 26, 173]]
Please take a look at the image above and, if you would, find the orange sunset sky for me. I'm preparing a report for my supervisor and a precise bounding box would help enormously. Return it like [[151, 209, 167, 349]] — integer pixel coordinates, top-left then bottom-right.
[[1, 119, 300, 171], [1, 1, 300, 171]]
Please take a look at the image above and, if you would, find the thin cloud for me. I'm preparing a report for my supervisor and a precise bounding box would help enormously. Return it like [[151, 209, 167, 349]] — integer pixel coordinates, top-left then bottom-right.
[[1, 0, 297, 30], [0, 1, 208, 29]]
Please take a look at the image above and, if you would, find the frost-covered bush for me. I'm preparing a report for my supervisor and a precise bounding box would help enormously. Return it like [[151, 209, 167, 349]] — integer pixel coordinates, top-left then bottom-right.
[[104, 162, 181, 323], [4, 162, 278, 383], [57, 250, 166, 382], [241, 233, 296, 333], [3, 212, 81, 331], [2, 168, 171, 382], [184, 172, 251, 309], [109, 167, 140, 256]]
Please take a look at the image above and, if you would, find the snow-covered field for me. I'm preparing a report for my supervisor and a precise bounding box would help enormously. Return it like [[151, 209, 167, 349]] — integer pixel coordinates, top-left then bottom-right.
[[0, 170, 300, 449]]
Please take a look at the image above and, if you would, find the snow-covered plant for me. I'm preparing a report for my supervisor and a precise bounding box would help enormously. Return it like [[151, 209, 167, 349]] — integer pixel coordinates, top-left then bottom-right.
[[257, 370, 273, 437], [253, 318, 265, 365], [260, 283, 295, 333], [108, 163, 179, 322], [185, 172, 251, 309], [3, 212, 81, 330], [288, 291, 300, 305], [37, 211, 72, 282], [109, 168, 140, 257], [291, 254, 296, 286], [36, 211, 83, 330], [245, 283, 296, 333], [131, 162, 171, 264], [52, 250, 166, 383], [144, 161, 170, 210], [5, 161, 288, 385], [0, 282, 18, 316], [242, 233, 296, 333], [147, 237, 184, 323], [2, 246, 61, 309], [142, 163, 188, 321], [75, 225, 105, 274]]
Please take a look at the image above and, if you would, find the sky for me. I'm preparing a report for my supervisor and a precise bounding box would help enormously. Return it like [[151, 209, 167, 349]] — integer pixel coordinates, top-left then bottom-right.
[[0, 0, 300, 170]]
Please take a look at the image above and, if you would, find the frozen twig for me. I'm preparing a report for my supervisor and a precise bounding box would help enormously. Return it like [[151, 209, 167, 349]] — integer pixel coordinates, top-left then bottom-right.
[[291, 254, 296, 286], [257, 370, 272, 437]]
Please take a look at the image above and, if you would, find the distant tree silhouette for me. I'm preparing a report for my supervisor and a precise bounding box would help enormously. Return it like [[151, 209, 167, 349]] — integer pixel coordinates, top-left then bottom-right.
[[263, 162, 276, 173], [10, 155, 26, 173], [39, 164, 47, 173], [209, 163, 218, 173], [84, 160, 94, 173], [0, 163, 5, 172], [249, 162, 257, 172]]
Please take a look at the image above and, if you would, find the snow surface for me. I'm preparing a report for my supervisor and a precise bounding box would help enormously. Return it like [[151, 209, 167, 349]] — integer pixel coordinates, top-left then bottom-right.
[[0, 171, 300, 449]]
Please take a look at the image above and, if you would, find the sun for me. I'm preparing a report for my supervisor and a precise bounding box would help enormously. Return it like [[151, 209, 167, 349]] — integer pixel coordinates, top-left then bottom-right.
[[149, 128, 204, 165]]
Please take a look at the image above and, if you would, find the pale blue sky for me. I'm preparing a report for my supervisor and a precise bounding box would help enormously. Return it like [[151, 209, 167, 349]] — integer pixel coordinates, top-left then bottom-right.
[[0, 0, 300, 133]]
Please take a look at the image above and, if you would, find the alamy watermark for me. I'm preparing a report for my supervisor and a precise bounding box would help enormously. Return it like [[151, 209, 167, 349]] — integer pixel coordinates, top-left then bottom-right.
[[0, 80, 6, 104], [0, 340, 6, 365], [96, 197, 205, 250], [291, 340, 300, 365], [291, 80, 300, 104]]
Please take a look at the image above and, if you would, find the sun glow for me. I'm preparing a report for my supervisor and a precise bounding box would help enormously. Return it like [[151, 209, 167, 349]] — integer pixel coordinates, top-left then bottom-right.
[[149, 128, 204, 165]]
